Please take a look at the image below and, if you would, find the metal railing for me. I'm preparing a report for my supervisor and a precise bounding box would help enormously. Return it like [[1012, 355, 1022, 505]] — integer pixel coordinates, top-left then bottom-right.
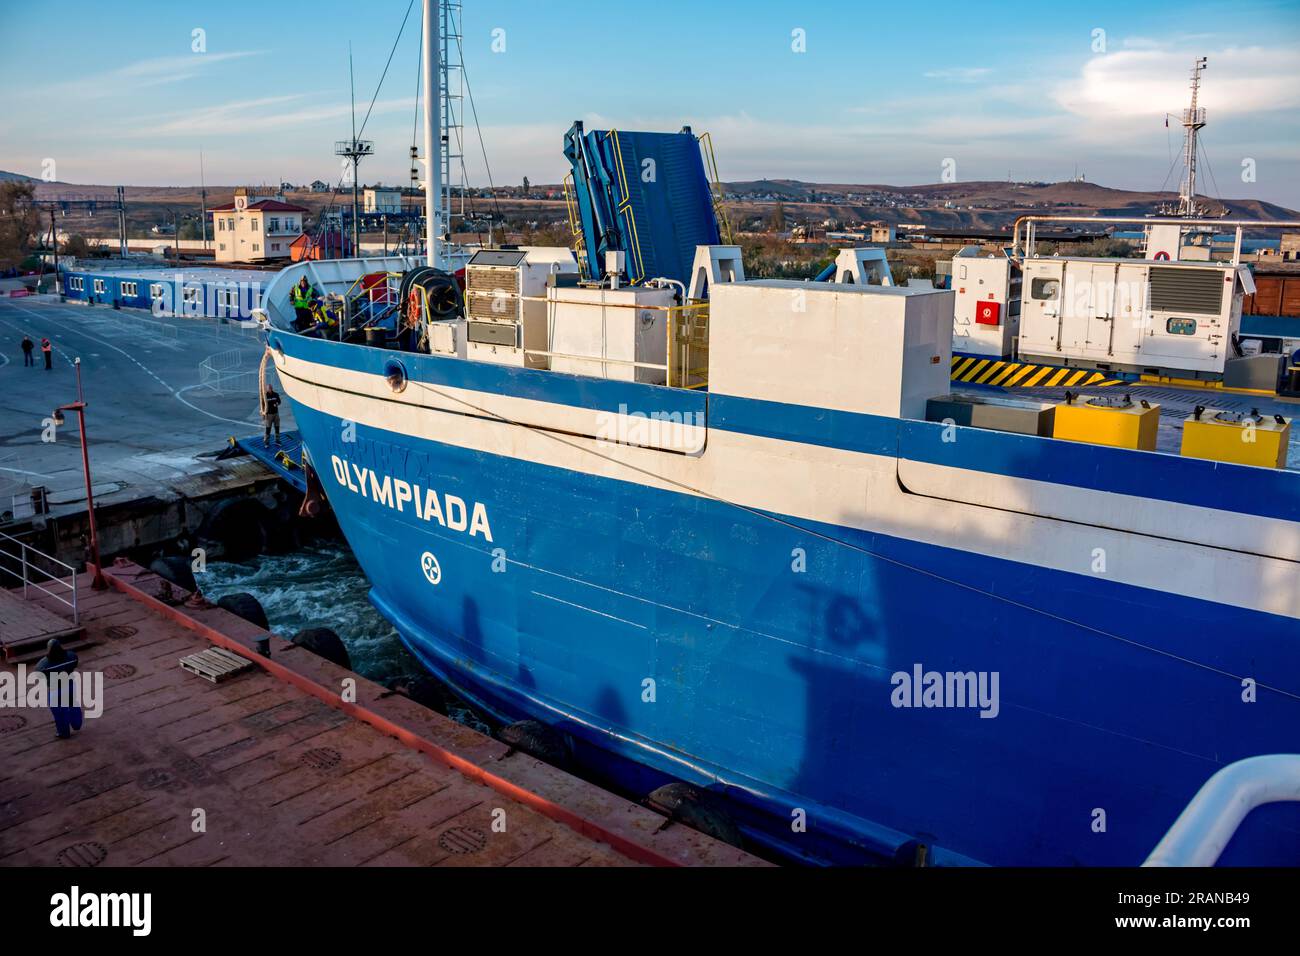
[[0, 530, 78, 625], [562, 172, 588, 276], [498, 295, 710, 389], [698, 132, 735, 245], [1144, 754, 1300, 866], [198, 349, 262, 394]]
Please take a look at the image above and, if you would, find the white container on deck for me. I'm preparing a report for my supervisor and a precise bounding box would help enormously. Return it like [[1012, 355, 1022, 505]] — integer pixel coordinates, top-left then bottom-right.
[[547, 285, 676, 384]]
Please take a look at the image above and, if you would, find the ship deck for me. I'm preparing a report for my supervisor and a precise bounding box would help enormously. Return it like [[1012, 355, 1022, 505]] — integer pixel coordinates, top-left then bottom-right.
[[0, 563, 764, 868]]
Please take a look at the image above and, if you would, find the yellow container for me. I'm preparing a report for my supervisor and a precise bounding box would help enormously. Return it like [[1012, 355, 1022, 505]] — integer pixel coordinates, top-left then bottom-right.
[[1181, 413, 1291, 468], [1053, 398, 1161, 450]]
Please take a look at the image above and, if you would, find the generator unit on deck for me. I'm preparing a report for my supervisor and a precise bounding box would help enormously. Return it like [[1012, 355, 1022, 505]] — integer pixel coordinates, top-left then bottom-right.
[[1017, 256, 1250, 379], [463, 248, 578, 368], [951, 248, 1021, 358]]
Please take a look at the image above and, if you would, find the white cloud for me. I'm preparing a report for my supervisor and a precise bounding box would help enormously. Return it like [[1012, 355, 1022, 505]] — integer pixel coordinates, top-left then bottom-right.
[[1056, 45, 1300, 119], [41, 51, 265, 100], [144, 96, 416, 136], [922, 67, 992, 83]]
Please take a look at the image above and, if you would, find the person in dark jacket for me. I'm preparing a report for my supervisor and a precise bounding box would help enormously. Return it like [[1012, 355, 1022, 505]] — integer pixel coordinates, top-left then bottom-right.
[[35, 639, 84, 739], [262, 386, 282, 446], [21, 335, 34, 366]]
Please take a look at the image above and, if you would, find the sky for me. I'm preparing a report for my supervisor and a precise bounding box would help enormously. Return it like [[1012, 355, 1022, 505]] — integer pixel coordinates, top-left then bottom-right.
[[2, 0, 1299, 206]]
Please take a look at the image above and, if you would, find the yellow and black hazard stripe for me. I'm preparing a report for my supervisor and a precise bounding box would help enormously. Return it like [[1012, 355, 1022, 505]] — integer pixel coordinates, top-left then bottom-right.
[[950, 356, 1121, 388]]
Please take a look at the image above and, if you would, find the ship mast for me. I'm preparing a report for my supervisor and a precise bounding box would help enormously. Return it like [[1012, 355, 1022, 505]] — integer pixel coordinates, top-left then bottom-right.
[[422, 0, 441, 267], [1178, 56, 1208, 217]]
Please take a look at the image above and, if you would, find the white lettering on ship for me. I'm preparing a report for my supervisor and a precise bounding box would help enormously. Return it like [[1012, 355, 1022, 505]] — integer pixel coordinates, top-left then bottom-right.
[[330, 455, 493, 542]]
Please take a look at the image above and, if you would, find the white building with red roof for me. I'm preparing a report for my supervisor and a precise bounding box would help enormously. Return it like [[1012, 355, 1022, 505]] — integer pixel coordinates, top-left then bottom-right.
[[209, 188, 308, 263]]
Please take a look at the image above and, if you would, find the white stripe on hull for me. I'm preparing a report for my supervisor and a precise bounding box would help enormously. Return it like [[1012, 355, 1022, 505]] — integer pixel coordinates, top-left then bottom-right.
[[275, 351, 1300, 620]]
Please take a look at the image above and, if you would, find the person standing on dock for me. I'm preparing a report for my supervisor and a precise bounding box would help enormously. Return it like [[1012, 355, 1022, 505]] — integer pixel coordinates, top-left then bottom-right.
[[21, 334, 34, 366], [40, 336, 52, 370], [35, 639, 84, 740], [262, 385, 282, 447]]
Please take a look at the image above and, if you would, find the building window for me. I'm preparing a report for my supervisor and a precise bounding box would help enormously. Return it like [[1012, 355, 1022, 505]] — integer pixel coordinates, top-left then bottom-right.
[[227, 217, 234, 229], [150, 283, 164, 298], [218, 243, 226, 251], [271, 243, 280, 252], [93, 279, 106, 294], [217, 219, 225, 232], [269, 217, 280, 232], [121, 281, 137, 296], [252, 243, 260, 252]]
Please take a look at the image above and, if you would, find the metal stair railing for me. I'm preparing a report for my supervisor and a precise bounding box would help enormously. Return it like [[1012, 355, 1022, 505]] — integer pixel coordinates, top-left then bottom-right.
[[0, 530, 79, 625]]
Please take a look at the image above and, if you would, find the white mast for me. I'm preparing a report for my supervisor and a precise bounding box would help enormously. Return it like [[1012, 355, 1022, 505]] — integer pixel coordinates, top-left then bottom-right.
[[422, 0, 441, 267], [1178, 57, 1208, 217]]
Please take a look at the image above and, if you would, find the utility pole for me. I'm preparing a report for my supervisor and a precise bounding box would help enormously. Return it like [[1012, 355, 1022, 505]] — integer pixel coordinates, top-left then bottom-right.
[[49, 208, 60, 295], [116, 186, 127, 257], [200, 149, 209, 251], [1179, 57, 1208, 217]]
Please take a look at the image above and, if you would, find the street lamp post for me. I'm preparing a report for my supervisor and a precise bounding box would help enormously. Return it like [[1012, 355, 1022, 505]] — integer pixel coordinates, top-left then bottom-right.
[[53, 358, 107, 590]]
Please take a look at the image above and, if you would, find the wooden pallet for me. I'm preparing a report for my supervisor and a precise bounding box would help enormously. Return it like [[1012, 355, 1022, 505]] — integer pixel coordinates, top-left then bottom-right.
[[179, 646, 255, 684]]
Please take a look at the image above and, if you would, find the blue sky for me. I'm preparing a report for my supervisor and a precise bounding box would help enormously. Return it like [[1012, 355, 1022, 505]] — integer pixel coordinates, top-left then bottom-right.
[[2, 0, 1299, 206]]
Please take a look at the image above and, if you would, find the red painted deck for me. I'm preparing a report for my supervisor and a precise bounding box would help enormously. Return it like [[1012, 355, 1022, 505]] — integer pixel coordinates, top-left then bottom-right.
[[0, 564, 765, 868]]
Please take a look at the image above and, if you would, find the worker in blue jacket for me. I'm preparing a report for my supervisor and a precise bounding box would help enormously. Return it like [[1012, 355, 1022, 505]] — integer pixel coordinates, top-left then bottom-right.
[[35, 639, 84, 739]]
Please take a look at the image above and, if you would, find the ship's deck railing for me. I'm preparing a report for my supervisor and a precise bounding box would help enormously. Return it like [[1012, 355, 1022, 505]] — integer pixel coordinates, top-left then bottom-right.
[[504, 294, 709, 390], [0, 530, 78, 625], [1144, 755, 1300, 866]]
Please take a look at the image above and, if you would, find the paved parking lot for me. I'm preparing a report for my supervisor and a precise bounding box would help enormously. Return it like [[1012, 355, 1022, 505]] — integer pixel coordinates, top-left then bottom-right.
[[0, 295, 290, 513]]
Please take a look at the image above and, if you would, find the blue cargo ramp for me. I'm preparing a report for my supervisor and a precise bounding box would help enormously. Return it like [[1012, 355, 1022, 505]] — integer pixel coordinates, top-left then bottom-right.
[[227, 430, 307, 493], [564, 123, 721, 288]]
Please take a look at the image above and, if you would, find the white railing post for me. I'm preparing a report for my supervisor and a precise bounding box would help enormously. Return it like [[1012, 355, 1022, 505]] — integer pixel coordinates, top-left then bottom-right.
[[1144, 755, 1300, 866]]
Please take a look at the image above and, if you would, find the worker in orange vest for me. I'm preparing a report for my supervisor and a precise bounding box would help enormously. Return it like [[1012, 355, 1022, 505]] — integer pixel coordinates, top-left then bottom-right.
[[40, 337, 52, 370]]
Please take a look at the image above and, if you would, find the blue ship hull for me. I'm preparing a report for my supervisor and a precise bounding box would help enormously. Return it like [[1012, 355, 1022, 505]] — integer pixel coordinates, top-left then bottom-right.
[[275, 341, 1300, 865]]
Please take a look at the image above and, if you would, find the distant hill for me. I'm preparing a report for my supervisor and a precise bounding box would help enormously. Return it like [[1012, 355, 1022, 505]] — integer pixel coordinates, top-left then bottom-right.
[[0, 170, 42, 184], [21, 176, 1299, 238], [721, 178, 1299, 229]]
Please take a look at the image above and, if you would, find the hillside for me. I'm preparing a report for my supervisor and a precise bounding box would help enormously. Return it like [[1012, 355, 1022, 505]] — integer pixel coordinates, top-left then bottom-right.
[[15, 174, 1298, 239]]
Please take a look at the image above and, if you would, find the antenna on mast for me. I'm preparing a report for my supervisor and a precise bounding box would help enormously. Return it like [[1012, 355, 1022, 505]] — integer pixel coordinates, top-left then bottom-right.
[[335, 47, 374, 259], [1178, 56, 1208, 217]]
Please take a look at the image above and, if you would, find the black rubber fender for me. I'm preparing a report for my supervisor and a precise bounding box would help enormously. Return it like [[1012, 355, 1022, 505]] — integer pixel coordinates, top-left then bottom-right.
[[290, 627, 352, 670], [216, 592, 269, 631], [204, 496, 269, 561], [645, 782, 744, 848], [498, 719, 569, 767]]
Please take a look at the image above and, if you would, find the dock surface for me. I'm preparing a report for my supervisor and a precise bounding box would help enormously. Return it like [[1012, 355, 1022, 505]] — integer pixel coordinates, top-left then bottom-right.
[[0, 564, 762, 867]]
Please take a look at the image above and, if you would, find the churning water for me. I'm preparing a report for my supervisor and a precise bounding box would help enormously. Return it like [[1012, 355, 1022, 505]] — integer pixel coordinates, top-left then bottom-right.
[[201, 541, 489, 732]]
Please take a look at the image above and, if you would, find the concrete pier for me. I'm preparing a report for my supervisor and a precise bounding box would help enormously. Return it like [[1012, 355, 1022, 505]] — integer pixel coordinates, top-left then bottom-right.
[[0, 563, 764, 867], [0, 295, 289, 564]]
